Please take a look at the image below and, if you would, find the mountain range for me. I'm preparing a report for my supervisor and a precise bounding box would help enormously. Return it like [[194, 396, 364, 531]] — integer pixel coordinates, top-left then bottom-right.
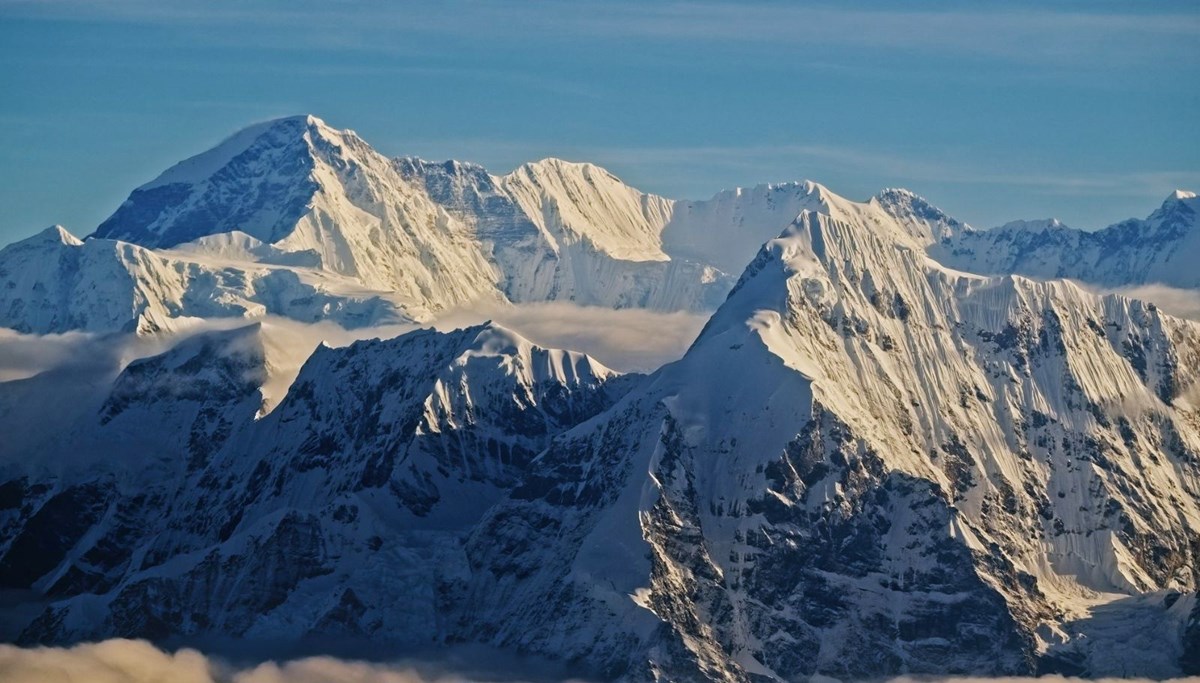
[[1, 115, 1197, 681]]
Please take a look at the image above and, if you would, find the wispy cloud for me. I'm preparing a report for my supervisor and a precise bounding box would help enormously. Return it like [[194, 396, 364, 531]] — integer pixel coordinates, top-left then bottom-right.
[[4, 1, 1197, 68]]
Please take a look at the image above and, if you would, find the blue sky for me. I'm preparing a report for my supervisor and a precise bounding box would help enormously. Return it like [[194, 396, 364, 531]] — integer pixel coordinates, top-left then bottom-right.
[[1, 0, 1197, 246]]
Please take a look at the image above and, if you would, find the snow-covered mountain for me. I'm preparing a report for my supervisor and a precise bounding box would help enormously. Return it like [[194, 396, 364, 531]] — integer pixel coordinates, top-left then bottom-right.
[[456, 206, 1200, 679], [83, 115, 742, 320], [7, 116, 1200, 338], [0, 224, 404, 334], [13, 116, 961, 335], [1, 322, 636, 646], [3, 113, 1200, 679], [93, 115, 505, 319], [4, 186, 1199, 678], [931, 190, 1200, 289]]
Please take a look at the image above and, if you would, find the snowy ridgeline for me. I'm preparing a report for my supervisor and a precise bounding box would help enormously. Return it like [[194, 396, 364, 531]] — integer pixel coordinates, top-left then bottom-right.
[[0, 115, 1198, 680], [6, 114, 1193, 336]]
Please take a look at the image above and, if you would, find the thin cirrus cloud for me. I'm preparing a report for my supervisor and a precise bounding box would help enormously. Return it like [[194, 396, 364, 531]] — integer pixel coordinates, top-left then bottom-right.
[[4, 0, 1197, 67]]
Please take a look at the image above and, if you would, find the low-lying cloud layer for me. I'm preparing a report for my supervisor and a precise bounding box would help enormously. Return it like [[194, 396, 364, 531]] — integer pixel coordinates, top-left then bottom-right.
[[2, 639, 1196, 683], [0, 639, 485, 683], [0, 303, 706, 434], [0, 301, 705, 393], [1089, 283, 1200, 322], [434, 301, 708, 373]]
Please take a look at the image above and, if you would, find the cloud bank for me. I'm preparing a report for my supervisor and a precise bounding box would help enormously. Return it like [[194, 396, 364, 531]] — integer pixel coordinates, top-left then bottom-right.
[[1094, 283, 1200, 322], [434, 302, 708, 374], [2, 639, 1197, 683], [0, 303, 706, 423]]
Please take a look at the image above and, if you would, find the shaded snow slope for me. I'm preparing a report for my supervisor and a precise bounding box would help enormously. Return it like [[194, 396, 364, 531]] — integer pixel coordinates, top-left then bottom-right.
[[0, 323, 638, 651]]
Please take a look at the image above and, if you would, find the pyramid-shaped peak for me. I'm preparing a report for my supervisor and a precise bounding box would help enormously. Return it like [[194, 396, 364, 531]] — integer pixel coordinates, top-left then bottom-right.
[[135, 114, 352, 192], [41, 224, 84, 246], [8, 225, 84, 250], [91, 113, 389, 248], [1151, 188, 1197, 222], [1168, 189, 1197, 201]]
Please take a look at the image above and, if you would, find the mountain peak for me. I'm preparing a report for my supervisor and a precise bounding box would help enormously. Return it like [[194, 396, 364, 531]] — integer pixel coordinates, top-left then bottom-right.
[[133, 114, 344, 193], [270, 113, 327, 127], [994, 218, 1068, 232], [514, 157, 624, 185], [1149, 188, 1198, 226], [90, 113, 394, 250], [1169, 189, 1197, 201], [3, 224, 84, 252], [500, 157, 673, 263], [35, 224, 83, 247], [872, 187, 967, 242], [800, 179, 827, 196]]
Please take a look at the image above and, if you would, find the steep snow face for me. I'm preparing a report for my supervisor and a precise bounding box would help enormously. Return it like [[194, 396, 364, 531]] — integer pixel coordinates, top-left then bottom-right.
[[93, 116, 504, 318], [0, 226, 404, 334], [499, 158, 674, 262], [931, 190, 1200, 289], [457, 210, 1200, 679], [399, 156, 732, 311], [3, 323, 639, 648]]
